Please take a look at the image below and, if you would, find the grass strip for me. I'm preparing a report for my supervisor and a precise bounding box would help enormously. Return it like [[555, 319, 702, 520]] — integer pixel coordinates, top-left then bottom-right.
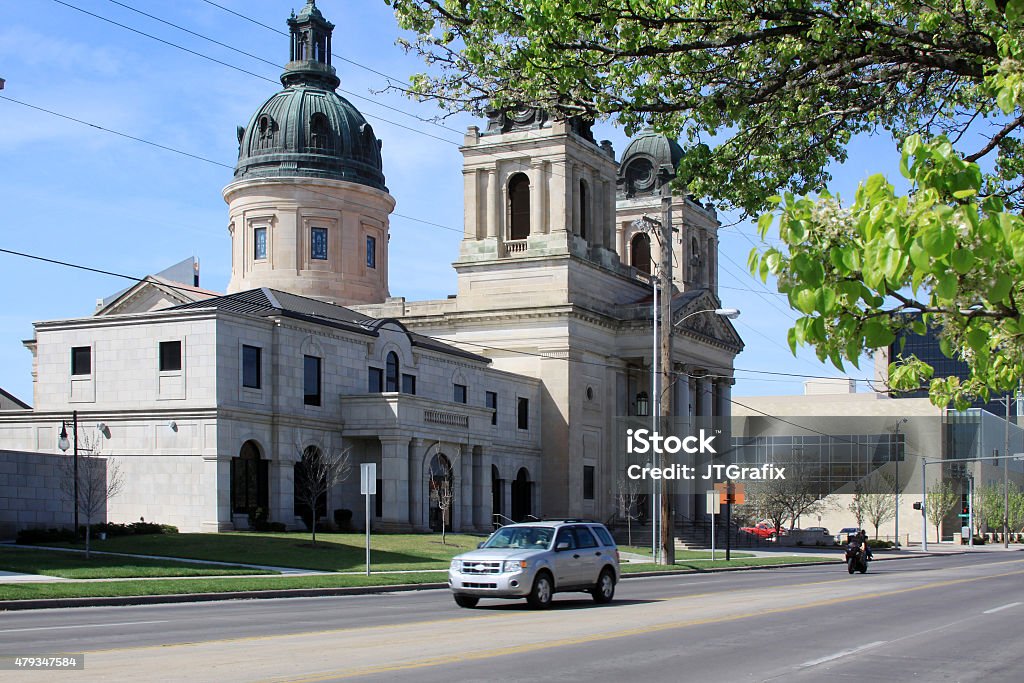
[[34, 532, 482, 572], [0, 547, 276, 579], [0, 571, 447, 601]]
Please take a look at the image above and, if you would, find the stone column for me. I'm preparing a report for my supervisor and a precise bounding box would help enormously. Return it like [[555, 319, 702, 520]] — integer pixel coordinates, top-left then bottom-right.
[[486, 169, 499, 239], [272, 459, 293, 530], [529, 164, 544, 238], [674, 366, 690, 418], [475, 447, 491, 530], [409, 438, 427, 531], [503, 479, 514, 521], [570, 163, 581, 236], [718, 379, 733, 420], [460, 444, 474, 531], [379, 436, 411, 530], [463, 169, 480, 239], [700, 378, 714, 417]]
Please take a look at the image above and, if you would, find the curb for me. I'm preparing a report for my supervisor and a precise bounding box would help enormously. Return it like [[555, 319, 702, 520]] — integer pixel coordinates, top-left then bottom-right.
[[0, 552, 944, 611]]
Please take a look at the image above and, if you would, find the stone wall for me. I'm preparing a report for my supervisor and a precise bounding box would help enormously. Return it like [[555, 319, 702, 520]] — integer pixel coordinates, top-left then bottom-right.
[[0, 449, 75, 539]]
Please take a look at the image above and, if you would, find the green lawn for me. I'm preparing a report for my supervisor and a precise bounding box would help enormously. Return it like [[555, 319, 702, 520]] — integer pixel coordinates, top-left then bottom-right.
[[620, 555, 836, 573], [0, 571, 448, 602], [0, 547, 277, 579], [32, 532, 483, 572]]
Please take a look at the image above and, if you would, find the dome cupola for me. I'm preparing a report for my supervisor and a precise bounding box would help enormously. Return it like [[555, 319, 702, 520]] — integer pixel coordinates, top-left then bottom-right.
[[616, 128, 684, 198], [233, 1, 386, 191]]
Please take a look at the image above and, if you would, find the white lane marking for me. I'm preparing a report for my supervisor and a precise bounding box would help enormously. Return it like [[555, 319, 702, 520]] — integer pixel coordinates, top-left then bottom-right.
[[798, 640, 887, 668], [983, 601, 1021, 614], [0, 619, 169, 634]]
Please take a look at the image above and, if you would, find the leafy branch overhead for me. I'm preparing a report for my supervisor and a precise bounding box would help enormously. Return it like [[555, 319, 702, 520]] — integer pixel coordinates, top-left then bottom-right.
[[388, 0, 1024, 407]]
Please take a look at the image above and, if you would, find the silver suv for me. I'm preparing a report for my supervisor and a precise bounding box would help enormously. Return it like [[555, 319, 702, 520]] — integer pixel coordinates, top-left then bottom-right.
[[448, 520, 621, 609]]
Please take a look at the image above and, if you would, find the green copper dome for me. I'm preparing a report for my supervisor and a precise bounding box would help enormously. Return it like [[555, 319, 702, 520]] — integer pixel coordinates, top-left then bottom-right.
[[233, 1, 386, 191], [617, 129, 683, 198]]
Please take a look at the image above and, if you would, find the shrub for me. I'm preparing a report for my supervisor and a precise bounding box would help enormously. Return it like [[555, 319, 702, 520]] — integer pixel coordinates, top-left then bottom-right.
[[16, 527, 77, 544], [866, 539, 894, 549], [267, 522, 287, 532]]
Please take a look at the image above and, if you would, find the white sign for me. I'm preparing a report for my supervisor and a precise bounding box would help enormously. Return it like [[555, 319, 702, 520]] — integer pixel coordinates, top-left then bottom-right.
[[705, 490, 720, 515], [361, 463, 377, 495]]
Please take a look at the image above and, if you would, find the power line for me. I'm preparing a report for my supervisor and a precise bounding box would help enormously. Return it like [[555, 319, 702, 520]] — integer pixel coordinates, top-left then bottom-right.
[[104, 0, 464, 138], [48, 0, 460, 145], [197, 0, 411, 87], [0, 95, 462, 235]]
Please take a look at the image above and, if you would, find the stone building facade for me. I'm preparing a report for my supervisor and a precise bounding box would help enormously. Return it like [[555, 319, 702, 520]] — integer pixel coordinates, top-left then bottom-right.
[[0, 1, 741, 533]]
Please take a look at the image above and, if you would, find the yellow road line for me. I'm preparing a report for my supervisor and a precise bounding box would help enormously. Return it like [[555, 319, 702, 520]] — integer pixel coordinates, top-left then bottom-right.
[[269, 566, 1024, 682]]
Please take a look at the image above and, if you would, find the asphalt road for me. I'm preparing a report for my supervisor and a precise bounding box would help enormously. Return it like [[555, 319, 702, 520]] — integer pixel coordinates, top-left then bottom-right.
[[2, 553, 1023, 682]]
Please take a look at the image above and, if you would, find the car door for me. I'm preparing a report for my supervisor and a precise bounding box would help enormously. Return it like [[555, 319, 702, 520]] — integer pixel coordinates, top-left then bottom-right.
[[572, 526, 603, 585], [551, 527, 583, 586]]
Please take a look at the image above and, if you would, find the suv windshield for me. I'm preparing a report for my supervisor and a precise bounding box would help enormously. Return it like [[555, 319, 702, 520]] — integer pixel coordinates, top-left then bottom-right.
[[482, 526, 553, 549]]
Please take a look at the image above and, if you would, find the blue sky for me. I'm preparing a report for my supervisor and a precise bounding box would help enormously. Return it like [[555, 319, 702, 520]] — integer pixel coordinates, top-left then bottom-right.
[[0, 0, 906, 405]]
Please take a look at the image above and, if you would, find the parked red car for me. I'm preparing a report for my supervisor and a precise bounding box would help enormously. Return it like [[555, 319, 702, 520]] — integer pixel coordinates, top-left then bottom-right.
[[740, 521, 783, 539]]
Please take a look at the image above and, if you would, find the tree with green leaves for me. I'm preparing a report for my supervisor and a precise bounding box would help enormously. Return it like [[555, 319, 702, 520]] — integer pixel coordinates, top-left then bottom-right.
[[860, 472, 898, 540], [926, 479, 959, 542], [389, 0, 1024, 406], [847, 483, 867, 530]]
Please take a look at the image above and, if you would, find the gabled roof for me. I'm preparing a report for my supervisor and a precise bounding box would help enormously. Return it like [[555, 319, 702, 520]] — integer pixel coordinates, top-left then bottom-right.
[[170, 288, 490, 363], [0, 387, 30, 410]]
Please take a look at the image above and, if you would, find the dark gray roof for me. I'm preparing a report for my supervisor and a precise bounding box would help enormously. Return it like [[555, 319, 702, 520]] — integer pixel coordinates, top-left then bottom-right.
[[0, 387, 30, 410], [170, 288, 489, 363]]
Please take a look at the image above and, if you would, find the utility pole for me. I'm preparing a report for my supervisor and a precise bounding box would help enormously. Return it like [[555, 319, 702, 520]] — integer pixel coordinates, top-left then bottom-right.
[[1004, 394, 1011, 548], [658, 171, 675, 566]]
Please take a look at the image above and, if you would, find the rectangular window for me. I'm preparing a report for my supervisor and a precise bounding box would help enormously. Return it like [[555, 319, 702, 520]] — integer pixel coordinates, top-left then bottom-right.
[[304, 355, 322, 406], [402, 373, 416, 395], [254, 227, 267, 260], [368, 367, 383, 393], [486, 391, 497, 426], [71, 346, 91, 376], [583, 466, 595, 500], [159, 341, 182, 372], [366, 235, 376, 269], [242, 345, 261, 389], [454, 383, 467, 404], [311, 227, 328, 260], [517, 397, 529, 430]]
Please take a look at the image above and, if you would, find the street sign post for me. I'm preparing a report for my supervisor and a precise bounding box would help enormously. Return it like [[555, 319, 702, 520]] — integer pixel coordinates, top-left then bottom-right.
[[706, 490, 719, 560], [360, 463, 376, 576]]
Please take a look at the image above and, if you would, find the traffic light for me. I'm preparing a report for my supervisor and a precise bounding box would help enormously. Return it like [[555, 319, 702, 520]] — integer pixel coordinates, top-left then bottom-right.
[[959, 493, 969, 518]]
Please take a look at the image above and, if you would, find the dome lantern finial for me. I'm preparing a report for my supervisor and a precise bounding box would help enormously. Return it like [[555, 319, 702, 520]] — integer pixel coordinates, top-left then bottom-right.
[[283, 0, 339, 90]]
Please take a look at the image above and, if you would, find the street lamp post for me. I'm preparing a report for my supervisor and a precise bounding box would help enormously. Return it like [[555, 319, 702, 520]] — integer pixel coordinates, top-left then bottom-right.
[[894, 417, 907, 548], [57, 410, 79, 535]]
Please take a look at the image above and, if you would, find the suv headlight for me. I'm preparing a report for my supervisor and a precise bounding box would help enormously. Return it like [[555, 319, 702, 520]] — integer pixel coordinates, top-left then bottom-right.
[[503, 560, 527, 573], [450, 559, 461, 571]]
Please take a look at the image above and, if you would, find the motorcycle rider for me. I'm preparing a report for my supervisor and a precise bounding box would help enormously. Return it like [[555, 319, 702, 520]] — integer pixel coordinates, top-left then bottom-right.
[[856, 529, 873, 561]]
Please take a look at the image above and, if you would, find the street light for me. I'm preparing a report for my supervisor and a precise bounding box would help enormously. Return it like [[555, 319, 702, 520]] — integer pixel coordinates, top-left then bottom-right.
[[893, 417, 908, 549], [673, 308, 741, 327], [57, 410, 79, 535]]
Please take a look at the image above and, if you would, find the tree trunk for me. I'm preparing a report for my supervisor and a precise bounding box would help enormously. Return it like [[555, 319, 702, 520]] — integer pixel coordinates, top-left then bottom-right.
[[85, 523, 91, 560], [312, 512, 317, 546]]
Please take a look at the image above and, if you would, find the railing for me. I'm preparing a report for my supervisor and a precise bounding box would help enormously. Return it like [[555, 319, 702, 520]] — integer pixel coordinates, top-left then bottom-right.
[[502, 239, 528, 256], [674, 513, 769, 549], [492, 513, 516, 529], [424, 409, 469, 428]]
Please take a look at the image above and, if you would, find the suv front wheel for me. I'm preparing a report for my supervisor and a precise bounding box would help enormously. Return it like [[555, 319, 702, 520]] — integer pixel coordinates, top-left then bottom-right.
[[591, 567, 616, 604], [453, 594, 479, 608], [526, 571, 553, 609]]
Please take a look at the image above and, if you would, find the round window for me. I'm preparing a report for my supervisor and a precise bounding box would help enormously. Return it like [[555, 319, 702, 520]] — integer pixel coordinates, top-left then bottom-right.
[[586, 386, 594, 401]]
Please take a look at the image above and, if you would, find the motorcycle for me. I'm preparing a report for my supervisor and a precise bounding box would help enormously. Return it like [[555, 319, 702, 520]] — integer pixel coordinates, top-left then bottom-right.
[[845, 541, 868, 574]]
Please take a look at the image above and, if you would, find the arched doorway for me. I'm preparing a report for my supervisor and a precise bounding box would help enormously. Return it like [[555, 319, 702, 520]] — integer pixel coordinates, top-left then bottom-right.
[[231, 440, 268, 520], [510, 467, 532, 522], [428, 454, 454, 531], [631, 233, 651, 274]]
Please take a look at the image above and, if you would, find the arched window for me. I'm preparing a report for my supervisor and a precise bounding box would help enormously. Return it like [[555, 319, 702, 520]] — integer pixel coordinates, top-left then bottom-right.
[[579, 179, 588, 239], [689, 236, 702, 283], [385, 351, 399, 392], [231, 440, 268, 516], [256, 115, 276, 150], [428, 454, 453, 531], [631, 233, 652, 274], [308, 112, 332, 152], [508, 173, 531, 240]]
